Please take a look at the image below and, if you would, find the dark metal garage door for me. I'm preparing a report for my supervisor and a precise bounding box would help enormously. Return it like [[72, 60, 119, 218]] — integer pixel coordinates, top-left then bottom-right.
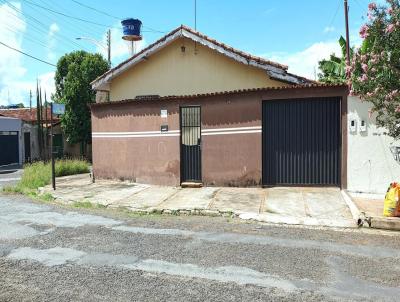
[[0, 131, 19, 166], [262, 97, 341, 186]]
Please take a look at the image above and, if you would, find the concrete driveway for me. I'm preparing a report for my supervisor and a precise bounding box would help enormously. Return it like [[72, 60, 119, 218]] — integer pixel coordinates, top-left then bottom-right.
[[42, 174, 355, 228]]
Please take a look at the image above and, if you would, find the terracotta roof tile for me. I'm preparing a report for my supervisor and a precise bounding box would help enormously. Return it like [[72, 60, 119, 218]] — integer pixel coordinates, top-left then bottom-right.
[[91, 83, 348, 108], [0, 107, 59, 123]]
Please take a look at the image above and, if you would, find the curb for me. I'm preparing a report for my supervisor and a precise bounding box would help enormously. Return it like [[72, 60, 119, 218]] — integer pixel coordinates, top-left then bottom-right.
[[341, 190, 361, 221], [341, 190, 400, 231], [369, 216, 400, 231], [117, 207, 237, 218]]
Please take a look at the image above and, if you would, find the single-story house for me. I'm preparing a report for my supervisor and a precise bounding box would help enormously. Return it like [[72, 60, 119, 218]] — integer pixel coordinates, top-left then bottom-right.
[[90, 25, 400, 194], [0, 107, 85, 162]]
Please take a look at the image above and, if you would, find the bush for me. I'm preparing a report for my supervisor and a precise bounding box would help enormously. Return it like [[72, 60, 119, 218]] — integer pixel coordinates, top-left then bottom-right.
[[55, 159, 90, 177], [4, 159, 90, 194]]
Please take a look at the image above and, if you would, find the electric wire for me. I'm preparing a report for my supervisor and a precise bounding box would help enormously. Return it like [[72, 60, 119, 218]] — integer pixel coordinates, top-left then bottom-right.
[[29, 0, 105, 42], [22, 0, 117, 28], [327, 0, 342, 29], [70, 0, 120, 20], [2, 0, 91, 51], [37, 0, 106, 36], [4, 25, 51, 49], [68, 0, 166, 33], [0, 40, 56, 66]]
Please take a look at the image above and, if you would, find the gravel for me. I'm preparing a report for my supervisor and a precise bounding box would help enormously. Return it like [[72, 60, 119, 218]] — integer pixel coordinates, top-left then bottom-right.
[[1, 194, 400, 302]]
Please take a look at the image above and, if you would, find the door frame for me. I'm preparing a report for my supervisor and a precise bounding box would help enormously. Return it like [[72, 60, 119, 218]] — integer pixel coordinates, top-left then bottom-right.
[[0, 130, 19, 166], [261, 97, 343, 188], [179, 105, 202, 184], [24, 132, 31, 163]]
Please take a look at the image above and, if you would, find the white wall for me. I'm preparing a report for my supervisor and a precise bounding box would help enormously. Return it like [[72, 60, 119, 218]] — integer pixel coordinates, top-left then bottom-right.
[[347, 96, 400, 194]]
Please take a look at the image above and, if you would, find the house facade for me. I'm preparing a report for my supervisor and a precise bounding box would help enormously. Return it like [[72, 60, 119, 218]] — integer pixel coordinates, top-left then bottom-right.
[[91, 25, 399, 194], [0, 107, 84, 162]]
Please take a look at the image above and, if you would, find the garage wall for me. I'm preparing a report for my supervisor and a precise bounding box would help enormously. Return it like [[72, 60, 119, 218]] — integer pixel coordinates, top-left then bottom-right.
[[0, 117, 22, 165], [347, 96, 400, 194]]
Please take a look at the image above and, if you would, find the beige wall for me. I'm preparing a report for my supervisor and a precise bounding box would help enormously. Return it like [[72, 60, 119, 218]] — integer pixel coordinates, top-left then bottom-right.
[[109, 38, 286, 101]]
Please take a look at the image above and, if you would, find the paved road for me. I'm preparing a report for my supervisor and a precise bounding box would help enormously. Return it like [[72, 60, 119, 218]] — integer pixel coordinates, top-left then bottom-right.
[[0, 166, 22, 189], [1, 194, 400, 301]]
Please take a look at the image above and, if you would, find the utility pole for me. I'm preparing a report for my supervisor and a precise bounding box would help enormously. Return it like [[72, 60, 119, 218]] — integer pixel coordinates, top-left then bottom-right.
[[29, 90, 32, 112], [107, 29, 111, 66], [194, 0, 197, 31], [50, 103, 55, 190], [344, 0, 351, 67]]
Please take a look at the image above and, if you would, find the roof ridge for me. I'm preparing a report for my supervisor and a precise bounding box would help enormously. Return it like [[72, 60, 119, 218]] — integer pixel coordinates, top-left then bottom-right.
[[91, 24, 300, 87], [179, 24, 288, 70]]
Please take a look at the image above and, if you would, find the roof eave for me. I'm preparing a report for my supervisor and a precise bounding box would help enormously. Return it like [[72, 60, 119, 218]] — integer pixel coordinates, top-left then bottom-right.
[[91, 26, 303, 90]]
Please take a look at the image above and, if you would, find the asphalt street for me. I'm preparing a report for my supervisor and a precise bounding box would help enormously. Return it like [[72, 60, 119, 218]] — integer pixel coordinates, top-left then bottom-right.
[[0, 166, 22, 189], [0, 194, 400, 301]]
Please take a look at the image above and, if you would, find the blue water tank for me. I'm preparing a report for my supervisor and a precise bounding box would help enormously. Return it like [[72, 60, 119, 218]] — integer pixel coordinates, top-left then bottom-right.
[[121, 18, 142, 41]]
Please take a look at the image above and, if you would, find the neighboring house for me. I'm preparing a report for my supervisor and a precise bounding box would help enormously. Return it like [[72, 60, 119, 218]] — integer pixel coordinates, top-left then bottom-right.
[[90, 25, 398, 194], [0, 116, 23, 166], [0, 107, 83, 162], [0, 108, 46, 163]]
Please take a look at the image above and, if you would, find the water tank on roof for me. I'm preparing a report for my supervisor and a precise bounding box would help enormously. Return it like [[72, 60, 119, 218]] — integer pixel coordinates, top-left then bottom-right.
[[121, 18, 142, 41]]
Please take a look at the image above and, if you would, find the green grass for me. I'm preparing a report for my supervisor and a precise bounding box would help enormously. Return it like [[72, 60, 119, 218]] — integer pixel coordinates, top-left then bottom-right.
[[72, 200, 107, 209], [3, 159, 90, 195]]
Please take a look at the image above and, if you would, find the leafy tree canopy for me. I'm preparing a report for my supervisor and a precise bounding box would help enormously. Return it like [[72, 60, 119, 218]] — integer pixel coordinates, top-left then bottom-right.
[[349, 0, 400, 139], [54, 51, 108, 146], [318, 36, 353, 84]]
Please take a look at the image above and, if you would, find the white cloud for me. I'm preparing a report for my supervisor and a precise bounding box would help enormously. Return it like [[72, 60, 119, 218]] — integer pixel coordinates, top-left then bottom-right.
[[48, 23, 59, 37], [96, 23, 147, 65], [262, 41, 341, 80], [0, 1, 27, 106], [0, 2, 55, 107], [47, 23, 59, 61], [324, 26, 335, 33]]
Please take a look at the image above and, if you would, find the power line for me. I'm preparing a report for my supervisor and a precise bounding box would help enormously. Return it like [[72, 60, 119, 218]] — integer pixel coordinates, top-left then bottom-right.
[[328, 0, 342, 28], [28, 0, 104, 44], [0, 40, 56, 66], [69, 0, 166, 33], [4, 24, 51, 49], [38, 0, 105, 36], [70, 0, 120, 20], [2, 0, 91, 51], [22, 0, 115, 28]]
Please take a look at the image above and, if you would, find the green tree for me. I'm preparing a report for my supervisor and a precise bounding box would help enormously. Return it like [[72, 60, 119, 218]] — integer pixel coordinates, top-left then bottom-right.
[[54, 51, 109, 155], [318, 36, 352, 84], [349, 0, 400, 139]]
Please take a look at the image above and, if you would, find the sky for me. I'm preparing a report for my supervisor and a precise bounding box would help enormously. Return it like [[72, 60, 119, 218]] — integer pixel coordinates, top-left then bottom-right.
[[0, 0, 380, 106]]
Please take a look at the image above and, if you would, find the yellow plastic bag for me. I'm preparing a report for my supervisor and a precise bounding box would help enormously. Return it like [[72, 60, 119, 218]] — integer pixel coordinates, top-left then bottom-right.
[[383, 183, 400, 217]]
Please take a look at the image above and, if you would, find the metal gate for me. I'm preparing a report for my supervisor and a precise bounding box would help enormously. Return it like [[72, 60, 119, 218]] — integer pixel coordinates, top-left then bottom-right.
[[180, 106, 202, 183], [262, 97, 341, 186], [0, 131, 19, 166]]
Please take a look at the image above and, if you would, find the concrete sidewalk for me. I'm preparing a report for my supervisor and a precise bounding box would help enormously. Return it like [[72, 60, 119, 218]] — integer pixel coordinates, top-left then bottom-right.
[[41, 174, 356, 228], [350, 193, 400, 231]]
